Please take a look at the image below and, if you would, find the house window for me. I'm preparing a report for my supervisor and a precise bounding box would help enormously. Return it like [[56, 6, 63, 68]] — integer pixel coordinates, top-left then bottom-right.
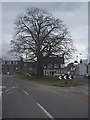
[[54, 71, 56, 73], [54, 64, 58, 68], [48, 64, 52, 68], [14, 66, 16, 70], [44, 65, 47, 68], [44, 70, 49, 75], [5, 61, 7, 64], [29, 67, 32, 71], [11, 61, 13, 64], [24, 63, 27, 66], [15, 61, 18, 64], [7, 67, 9, 70], [56, 70, 60, 74], [7, 61, 10, 65]]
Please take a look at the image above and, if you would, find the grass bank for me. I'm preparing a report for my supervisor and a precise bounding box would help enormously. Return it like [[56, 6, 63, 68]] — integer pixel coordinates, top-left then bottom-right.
[[16, 75, 78, 87]]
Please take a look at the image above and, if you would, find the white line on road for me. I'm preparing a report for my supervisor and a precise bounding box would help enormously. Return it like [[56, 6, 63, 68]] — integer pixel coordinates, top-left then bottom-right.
[[22, 89, 29, 96], [12, 87, 16, 89], [37, 103, 55, 120], [2, 88, 12, 93], [0, 86, 6, 89], [2, 86, 17, 94], [6, 90, 14, 96], [0, 91, 2, 97]]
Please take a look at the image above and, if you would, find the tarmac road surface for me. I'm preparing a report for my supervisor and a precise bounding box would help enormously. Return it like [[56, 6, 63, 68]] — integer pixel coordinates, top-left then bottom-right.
[[2, 75, 88, 118]]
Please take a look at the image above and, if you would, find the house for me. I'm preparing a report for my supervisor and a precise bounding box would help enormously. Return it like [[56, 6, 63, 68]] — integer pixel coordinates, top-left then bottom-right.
[[2, 56, 64, 76], [43, 56, 64, 76], [23, 61, 37, 75], [2, 60, 36, 75], [2, 60, 19, 74]]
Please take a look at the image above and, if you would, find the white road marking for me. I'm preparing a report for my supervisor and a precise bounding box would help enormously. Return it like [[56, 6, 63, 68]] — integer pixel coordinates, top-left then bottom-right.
[[37, 103, 55, 119], [22, 89, 29, 95], [0, 91, 2, 97], [2, 86, 17, 94], [2, 88, 12, 93], [0, 86, 6, 89], [12, 87, 16, 89], [1, 87, 15, 96], [6, 90, 14, 96]]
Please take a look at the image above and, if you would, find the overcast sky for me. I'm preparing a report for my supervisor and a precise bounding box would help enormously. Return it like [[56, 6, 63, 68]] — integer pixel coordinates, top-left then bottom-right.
[[0, 2, 2, 59], [1, 2, 88, 62]]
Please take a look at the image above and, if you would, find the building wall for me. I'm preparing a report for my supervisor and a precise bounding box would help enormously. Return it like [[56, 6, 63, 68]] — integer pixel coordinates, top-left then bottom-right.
[[79, 63, 87, 75], [2, 60, 37, 75], [2, 56, 64, 76], [23, 62, 36, 75], [43, 56, 64, 76], [2, 64, 19, 75], [44, 69, 61, 76], [2, 60, 19, 75]]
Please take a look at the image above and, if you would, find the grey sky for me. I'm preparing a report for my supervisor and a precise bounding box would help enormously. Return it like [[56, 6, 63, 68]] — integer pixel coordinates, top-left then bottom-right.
[[0, 2, 2, 58], [2, 2, 88, 62], [1, 0, 89, 2]]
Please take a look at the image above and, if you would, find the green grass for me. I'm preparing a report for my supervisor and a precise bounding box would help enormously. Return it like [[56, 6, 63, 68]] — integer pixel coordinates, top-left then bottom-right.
[[16, 75, 78, 87]]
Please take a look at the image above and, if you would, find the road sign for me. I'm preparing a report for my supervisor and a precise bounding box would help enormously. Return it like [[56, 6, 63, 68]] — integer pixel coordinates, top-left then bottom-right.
[[59, 76, 62, 80], [68, 75, 73, 79], [59, 74, 73, 80], [64, 75, 67, 79]]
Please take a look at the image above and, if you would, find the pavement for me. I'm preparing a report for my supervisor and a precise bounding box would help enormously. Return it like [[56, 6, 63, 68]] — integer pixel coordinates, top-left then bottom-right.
[[1, 75, 88, 118]]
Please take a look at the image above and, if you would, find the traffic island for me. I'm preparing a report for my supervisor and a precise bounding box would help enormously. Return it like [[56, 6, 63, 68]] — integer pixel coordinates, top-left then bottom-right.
[[16, 75, 79, 87]]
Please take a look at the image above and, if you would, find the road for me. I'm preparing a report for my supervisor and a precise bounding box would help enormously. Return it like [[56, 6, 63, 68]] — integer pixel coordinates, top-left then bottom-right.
[[0, 74, 2, 119], [74, 75, 88, 84], [2, 75, 88, 118]]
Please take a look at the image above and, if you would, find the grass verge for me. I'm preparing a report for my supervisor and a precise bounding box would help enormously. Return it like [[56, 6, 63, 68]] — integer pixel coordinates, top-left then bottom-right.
[[15, 75, 79, 87]]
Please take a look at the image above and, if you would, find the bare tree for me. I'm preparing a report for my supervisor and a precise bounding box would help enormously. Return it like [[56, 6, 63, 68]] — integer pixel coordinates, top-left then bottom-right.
[[9, 7, 75, 77]]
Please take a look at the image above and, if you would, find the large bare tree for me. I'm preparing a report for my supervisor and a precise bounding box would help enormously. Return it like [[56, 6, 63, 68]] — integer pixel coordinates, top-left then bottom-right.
[[10, 7, 75, 77]]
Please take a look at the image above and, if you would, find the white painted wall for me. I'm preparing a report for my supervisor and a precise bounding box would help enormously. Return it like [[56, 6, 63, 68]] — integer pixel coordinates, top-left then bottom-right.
[[79, 63, 87, 75], [44, 70, 61, 76]]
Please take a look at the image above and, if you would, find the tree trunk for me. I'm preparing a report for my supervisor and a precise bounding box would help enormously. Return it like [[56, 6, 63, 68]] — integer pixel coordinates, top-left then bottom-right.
[[36, 55, 44, 77], [19, 57, 24, 75]]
